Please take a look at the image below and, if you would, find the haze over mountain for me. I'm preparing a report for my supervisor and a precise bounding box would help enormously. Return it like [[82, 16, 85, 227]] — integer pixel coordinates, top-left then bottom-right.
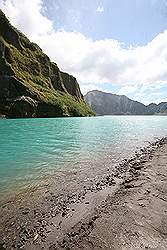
[[85, 90, 167, 115]]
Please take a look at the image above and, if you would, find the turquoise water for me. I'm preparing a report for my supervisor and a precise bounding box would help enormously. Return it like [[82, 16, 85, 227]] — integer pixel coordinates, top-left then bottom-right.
[[0, 116, 167, 198]]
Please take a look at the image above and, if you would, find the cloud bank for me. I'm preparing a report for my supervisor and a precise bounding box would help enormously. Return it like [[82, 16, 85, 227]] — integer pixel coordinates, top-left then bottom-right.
[[0, 0, 166, 103]]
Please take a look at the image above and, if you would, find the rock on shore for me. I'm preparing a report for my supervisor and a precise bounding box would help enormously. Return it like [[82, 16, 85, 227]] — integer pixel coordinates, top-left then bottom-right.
[[0, 138, 167, 249]]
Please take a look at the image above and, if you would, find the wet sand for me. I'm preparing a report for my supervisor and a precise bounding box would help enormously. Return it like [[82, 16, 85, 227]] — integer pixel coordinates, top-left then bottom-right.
[[0, 137, 167, 249]]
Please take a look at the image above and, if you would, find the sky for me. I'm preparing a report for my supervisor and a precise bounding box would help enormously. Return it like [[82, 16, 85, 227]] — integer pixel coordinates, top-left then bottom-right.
[[0, 0, 167, 104]]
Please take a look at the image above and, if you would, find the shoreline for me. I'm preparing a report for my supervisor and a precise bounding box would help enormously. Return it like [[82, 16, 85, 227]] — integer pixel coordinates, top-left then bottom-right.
[[0, 137, 167, 249]]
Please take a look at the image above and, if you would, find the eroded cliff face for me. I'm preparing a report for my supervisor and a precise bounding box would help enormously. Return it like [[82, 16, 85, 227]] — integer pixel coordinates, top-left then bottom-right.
[[60, 72, 83, 100], [0, 10, 94, 118]]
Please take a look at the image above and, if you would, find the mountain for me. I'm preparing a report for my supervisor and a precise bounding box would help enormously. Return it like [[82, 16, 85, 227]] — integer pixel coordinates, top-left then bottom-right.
[[0, 10, 94, 118], [84, 90, 167, 115], [147, 102, 167, 114]]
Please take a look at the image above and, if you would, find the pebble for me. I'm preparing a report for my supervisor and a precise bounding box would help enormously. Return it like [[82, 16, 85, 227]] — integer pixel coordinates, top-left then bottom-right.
[[1, 137, 166, 249]]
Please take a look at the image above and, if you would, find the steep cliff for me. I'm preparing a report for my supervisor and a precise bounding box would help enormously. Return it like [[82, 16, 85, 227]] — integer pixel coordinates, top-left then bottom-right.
[[0, 10, 94, 118], [84, 90, 167, 115]]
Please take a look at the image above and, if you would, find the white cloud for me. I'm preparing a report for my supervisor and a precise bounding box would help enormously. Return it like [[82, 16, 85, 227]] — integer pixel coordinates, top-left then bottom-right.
[[39, 30, 167, 88], [118, 84, 140, 95], [80, 84, 104, 95], [118, 83, 166, 104], [96, 6, 104, 13], [0, 0, 167, 103], [134, 91, 165, 105], [0, 0, 53, 38]]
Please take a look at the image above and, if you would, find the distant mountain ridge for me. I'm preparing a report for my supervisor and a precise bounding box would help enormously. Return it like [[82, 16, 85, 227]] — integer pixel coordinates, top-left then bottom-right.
[[84, 90, 167, 115]]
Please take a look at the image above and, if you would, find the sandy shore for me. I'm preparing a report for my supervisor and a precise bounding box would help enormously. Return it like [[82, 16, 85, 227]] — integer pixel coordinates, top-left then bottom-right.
[[0, 137, 167, 249]]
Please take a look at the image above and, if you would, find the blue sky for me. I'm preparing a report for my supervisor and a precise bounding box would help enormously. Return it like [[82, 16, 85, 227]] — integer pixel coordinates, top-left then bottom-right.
[[44, 0, 167, 46], [0, 0, 167, 104]]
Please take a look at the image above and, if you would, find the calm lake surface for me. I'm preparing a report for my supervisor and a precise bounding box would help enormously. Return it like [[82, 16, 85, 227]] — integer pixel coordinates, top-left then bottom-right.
[[0, 116, 167, 199]]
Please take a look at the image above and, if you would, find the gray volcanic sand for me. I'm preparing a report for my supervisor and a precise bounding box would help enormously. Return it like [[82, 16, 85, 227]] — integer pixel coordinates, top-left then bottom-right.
[[74, 143, 167, 249], [0, 138, 167, 249]]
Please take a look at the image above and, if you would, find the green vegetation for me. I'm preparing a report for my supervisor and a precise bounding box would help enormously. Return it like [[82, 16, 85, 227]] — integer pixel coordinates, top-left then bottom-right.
[[0, 10, 94, 117]]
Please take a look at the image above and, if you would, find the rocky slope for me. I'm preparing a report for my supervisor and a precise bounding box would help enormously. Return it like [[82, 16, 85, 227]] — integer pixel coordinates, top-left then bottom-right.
[[0, 10, 94, 118], [84, 90, 167, 115]]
